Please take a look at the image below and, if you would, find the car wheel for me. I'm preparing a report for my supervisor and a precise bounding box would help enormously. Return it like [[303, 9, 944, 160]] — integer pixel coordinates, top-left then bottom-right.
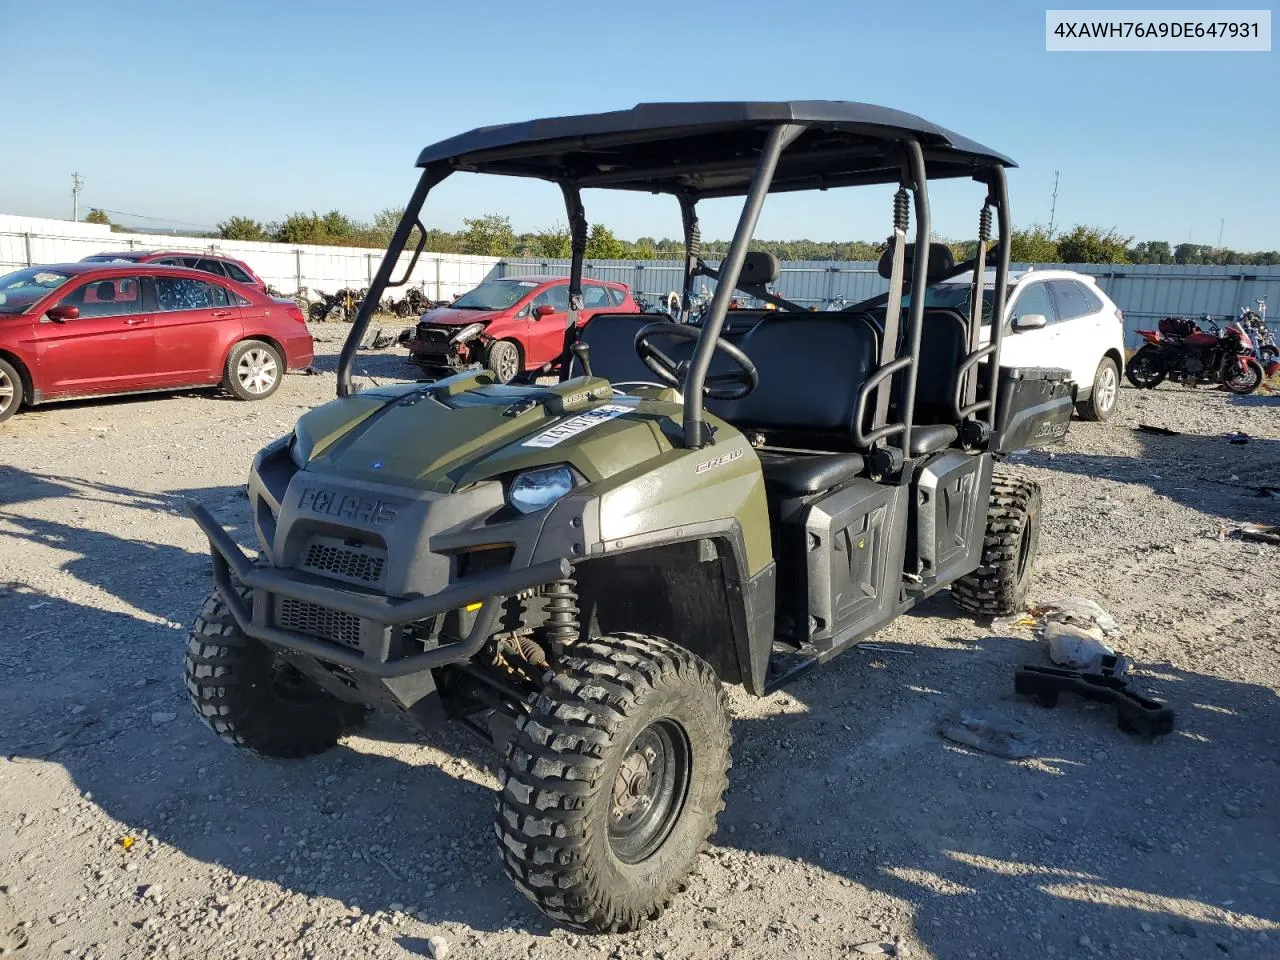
[[0, 358, 25, 424], [485, 340, 522, 384], [225, 340, 284, 401], [1077, 357, 1120, 421]]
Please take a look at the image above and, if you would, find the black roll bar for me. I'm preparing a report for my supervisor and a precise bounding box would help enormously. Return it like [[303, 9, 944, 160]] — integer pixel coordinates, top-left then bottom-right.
[[338, 166, 451, 397], [678, 195, 699, 323], [682, 122, 804, 447], [895, 140, 932, 459], [985, 165, 1012, 424]]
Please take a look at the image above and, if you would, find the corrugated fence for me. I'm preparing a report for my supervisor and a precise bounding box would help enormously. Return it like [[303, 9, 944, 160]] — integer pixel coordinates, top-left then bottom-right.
[[3, 213, 1276, 350], [498, 258, 1280, 349]]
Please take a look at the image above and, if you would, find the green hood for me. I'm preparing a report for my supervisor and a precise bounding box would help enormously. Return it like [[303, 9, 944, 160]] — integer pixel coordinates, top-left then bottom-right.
[[293, 374, 685, 494]]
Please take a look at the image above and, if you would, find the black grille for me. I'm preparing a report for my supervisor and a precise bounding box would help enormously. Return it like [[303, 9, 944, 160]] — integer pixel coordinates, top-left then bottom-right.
[[276, 598, 362, 649], [415, 326, 453, 348], [303, 542, 386, 584]]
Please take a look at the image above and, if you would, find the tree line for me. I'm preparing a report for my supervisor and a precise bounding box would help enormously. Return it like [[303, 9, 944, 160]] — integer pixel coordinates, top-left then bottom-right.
[[212, 210, 1280, 266]]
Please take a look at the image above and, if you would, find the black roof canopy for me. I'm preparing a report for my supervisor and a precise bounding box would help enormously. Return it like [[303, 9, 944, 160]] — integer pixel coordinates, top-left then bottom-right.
[[416, 101, 1015, 198]]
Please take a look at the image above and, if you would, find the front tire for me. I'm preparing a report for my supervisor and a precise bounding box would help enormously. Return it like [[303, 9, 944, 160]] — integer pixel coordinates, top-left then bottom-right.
[[224, 340, 283, 401], [0, 358, 24, 424], [496, 633, 731, 932], [184, 590, 367, 757], [1225, 357, 1264, 395], [1077, 356, 1120, 421], [485, 339, 523, 384], [952, 474, 1041, 618], [1125, 345, 1167, 389]]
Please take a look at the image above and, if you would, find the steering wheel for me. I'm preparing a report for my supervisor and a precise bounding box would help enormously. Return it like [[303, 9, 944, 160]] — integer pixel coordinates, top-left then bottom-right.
[[634, 322, 759, 400]]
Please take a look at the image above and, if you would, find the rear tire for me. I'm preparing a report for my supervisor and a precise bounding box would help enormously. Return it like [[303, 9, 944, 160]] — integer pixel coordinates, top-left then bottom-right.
[[496, 632, 731, 933], [485, 339, 523, 384], [184, 590, 367, 758], [952, 474, 1041, 618], [1077, 357, 1120, 421], [0, 358, 24, 424], [1125, 346, 1166, 389], [224, 340, 283, 401]]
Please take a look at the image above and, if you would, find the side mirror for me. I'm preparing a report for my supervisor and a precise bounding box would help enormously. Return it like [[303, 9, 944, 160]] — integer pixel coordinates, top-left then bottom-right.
[[46, 304, 79, 322], [533, 304, 556, 319], [1013, 313, 1046, 331]]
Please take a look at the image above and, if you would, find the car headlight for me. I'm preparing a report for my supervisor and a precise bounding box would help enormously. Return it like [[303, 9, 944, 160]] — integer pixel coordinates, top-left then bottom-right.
[[450, 322, 486, 343], [508, 465, 575, 514]]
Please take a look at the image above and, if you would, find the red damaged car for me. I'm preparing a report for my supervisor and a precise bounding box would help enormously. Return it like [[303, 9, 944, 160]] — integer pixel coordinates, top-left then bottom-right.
[[0, 262, 313, 424], [403, 275, 638, 382]]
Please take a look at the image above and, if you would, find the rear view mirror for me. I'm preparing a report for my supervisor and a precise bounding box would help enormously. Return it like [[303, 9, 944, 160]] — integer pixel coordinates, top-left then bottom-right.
[[46, 304, 79, 322], [533, 304, 556, 319], [1013, 313, 1046, 331]]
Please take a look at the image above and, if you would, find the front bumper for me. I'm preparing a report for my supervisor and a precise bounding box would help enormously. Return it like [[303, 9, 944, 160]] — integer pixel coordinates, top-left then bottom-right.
[[405, 329, 477, 368], [189, 500, 569, 678]]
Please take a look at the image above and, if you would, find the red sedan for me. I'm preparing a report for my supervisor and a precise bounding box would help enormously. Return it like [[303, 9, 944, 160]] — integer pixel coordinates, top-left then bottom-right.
[[0, 263, 313, 423]]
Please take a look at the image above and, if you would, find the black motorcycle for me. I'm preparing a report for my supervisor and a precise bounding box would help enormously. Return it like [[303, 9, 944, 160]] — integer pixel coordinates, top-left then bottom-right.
[[1239, 298, 1276, 363], [1127, 315, 1264, 394]]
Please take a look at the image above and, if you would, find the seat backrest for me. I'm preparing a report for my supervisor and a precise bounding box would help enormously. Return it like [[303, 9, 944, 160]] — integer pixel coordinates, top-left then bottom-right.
[[913, 308, 968, 424], [571, 313, 671, 384], [707, 312, 879, 438]]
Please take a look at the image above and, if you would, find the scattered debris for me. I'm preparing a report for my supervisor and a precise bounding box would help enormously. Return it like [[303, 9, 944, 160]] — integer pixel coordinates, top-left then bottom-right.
[[1032, 597, 1121, 639], [854, 942, 893, 956], [855, 643, 917, 656], [1236, 523, 1280, 545], [1223, 431, 1250, 445], [938, 708, 1039, 759], [1044, 621, 1115, 671], [150, 712, 177, 726], [1137, 424, 1179, 436], [118, 836, 135, 851], [426, 934, 450, 959], [1015, 665, 1174, 737]]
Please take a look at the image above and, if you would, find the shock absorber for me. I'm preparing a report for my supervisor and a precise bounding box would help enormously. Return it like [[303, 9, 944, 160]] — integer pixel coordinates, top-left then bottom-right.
[[978, 204, 992, 244], [543, 575, 580, 656], [893, 186, 910, 234]]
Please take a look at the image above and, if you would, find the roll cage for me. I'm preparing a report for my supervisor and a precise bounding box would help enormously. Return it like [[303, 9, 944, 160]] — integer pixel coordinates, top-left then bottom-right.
[[338, 100, 1015, 465]]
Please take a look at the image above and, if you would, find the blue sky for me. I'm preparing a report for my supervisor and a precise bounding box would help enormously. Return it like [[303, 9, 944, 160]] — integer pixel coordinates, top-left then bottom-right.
[[1, 0, 1276, 248]]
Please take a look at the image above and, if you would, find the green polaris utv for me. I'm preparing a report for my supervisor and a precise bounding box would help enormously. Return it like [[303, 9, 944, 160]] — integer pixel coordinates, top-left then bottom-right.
[[184, 102, 1074, 932]]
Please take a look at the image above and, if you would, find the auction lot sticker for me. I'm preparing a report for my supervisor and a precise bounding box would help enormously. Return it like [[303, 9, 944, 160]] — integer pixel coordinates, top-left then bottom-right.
[[1046, 9, 1271, 50], [522, 403, 634, 448]]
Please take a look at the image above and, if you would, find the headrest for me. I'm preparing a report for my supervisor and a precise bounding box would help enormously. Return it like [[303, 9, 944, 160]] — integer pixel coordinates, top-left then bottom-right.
[[738, 251, 779, 285], [96, 281, 117, 301], [877, 242, 955, 285]]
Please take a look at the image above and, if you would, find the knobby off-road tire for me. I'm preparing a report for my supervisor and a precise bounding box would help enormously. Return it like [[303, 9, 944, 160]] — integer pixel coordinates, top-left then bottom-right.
[[496, 632, 731, 932], [184, 589, 367, 758], [952, 474, 1042, 618]]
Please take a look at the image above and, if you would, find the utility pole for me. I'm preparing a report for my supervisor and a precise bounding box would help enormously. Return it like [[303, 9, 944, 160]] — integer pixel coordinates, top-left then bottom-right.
[[1217, 219, 1225, 248], [71, 172, 85, 221], [1048, 170, 1060, 235]]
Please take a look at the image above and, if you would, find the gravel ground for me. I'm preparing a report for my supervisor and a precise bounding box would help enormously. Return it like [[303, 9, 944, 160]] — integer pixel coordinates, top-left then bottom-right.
[[2, 327, 1278, 960]]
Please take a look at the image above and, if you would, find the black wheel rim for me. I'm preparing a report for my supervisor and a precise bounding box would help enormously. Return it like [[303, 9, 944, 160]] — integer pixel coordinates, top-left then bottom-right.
[[269, 657, 325, 705], [607, 718, 691, 864], [1015, 521, 1033, 583], [1227, 363, 1262, 393]]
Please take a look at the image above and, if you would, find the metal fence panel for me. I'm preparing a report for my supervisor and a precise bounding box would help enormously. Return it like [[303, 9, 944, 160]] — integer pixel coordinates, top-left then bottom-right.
[[499, 257, 1280, 348]]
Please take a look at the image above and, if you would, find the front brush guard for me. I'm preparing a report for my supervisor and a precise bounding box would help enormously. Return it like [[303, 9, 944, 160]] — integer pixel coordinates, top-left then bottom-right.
[[188, 500, 569, 678]]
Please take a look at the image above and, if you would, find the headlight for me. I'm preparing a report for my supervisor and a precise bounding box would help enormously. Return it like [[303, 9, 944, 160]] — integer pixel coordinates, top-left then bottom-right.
[[450, 322, 486, 343], [508, 465, 575, 514]]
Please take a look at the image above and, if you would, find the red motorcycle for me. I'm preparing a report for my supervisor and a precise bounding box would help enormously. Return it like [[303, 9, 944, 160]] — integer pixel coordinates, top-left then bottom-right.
[[1127, 315, 1264, 394]]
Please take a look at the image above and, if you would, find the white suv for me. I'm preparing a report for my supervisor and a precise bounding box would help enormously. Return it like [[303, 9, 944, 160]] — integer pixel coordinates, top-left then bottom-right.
[[931, 269, 1127, 421]]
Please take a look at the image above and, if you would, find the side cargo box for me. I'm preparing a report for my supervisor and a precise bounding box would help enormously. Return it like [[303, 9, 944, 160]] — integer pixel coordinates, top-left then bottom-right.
[[986, 365, 1076, 452]]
